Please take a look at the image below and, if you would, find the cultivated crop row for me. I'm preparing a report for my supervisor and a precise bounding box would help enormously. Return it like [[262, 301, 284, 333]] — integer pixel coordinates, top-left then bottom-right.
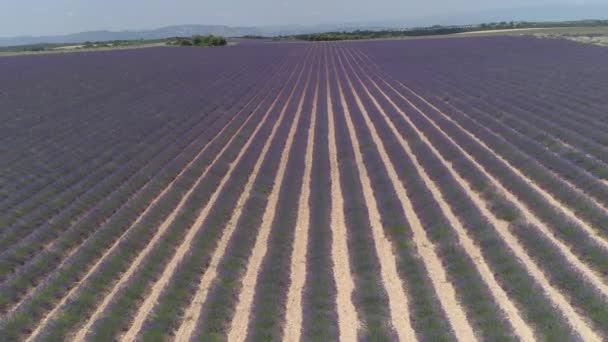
[[1, 37, 607, 341]]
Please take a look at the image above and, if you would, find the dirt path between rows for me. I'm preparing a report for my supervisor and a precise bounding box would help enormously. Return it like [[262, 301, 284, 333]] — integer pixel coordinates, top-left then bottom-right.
[[24, 60, 289, 342], [283, 56, 321, 341], [335, 47, 474, 342], [325, 45, 360, 342], [341, 46, 535, 341], [120, 57, 309, 342], [172, 56, 310, 342], [357, 54, 600, 341]]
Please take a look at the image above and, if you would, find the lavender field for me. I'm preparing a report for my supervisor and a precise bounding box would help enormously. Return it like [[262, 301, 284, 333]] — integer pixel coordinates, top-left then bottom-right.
[[1, 36, 607, 341]]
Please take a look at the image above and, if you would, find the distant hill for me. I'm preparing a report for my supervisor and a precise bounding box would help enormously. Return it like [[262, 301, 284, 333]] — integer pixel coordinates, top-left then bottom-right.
[[1, 3, 607, 47], [0, 24, 354, 47], [0, 25, 263, 47]]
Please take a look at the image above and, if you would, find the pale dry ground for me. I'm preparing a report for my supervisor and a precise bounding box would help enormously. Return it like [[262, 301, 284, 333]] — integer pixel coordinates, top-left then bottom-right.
[[561, 35, 608, 47], [283, 55, 321, 341], [351, 49, 601, 340], [340, 46, 536, 341], [226, 49, 314, 341], [333, 48, 418, 341], [531, 27, 608, 47], [334, 26, 608, 45], [0, 43, 165, 57], [458, 28, 557, 35], [52, 45, 85, 50], [459, 26, 608, 39], [325, 46, 360, 341], [71, 57, 300, 342], [120, 53, 310, 341], [173, 55, 309, 342], [334, 47, 476, 342], [22, 58, 290, 342]]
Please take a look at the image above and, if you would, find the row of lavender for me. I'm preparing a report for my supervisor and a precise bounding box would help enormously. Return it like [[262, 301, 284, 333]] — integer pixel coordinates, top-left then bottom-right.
[[77, 38, 608, 341], [0, 42, 305, 339], [354, 37, 608, 256], [0, 46, 281, 230], [2, 35, 607, 341], [352, 37, 608, 338], [355, 36, 608, 179]]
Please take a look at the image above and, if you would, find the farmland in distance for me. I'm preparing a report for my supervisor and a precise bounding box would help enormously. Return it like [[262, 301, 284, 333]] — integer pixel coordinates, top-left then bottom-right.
[[1, 36, 608, 341]]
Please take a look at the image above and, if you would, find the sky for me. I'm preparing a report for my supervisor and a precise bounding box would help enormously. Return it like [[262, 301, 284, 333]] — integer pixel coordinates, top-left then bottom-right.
[[0, 0, 603, 37]]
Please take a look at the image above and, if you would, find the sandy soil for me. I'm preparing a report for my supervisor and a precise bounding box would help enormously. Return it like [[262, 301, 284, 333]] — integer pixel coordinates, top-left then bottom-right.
[[335, 48, 475, 342], [0, 43, 164, 57], [540, 34, 608, 47], [458, 28, 556, 35], [172, 59, 305, 342], [283, 58, 320, 341], [364, 62, 601, 340], [52, 45, 85, 50], [325, 46, 360, 342], [342, 47, 535, 341], [226, 53, 314, 342], [23, 59, 285, 342]]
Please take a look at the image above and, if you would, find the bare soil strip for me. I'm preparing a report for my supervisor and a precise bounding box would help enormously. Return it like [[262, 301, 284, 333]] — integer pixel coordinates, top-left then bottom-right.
[[120, 55, 311, 341], [355, 50, 601, 341], [283, 54, 320, 341], [333, 47, 474, 342], [325, 45, 360, 342], [226, 47, 316, 342], [384, 78, 608, 296], [341, 46, 535, 341], [23, 59, 290, 342], [71, 58, 303, 342], [173, 53, 313, 342]]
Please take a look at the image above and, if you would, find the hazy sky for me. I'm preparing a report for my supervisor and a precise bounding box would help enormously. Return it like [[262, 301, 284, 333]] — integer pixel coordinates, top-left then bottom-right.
[[0, 0, 601, 37]]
